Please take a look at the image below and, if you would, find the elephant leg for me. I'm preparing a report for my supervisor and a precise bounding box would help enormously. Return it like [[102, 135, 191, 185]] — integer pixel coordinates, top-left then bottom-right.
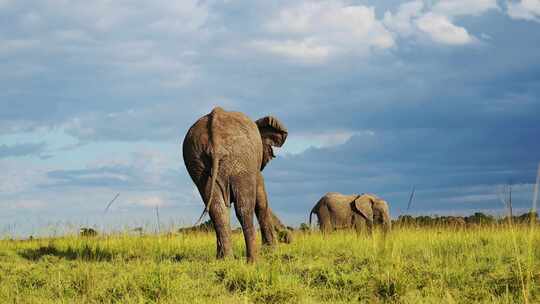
[[382, 211, 391, 234], [208, 194, 232, 259], [318, 207, 332, 234], [354, 216, 371, 236], [366, 218, 374, 235], [255, 173, 275, 247], [353, 216, 364, 235], [232, 176, 258, 263]]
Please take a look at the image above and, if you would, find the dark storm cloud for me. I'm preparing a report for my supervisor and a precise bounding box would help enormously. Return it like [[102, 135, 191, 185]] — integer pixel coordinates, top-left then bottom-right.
[[263, 125, 539, 217]]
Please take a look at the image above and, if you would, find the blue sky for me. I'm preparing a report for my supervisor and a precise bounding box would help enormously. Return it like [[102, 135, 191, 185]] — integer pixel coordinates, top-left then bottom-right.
[[1, 0, 539, 235]]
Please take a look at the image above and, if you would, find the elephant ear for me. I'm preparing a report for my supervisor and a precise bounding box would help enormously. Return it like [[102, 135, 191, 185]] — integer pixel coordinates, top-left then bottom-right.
[[255, 116, 288, 170], [352, 195, 374, 221]]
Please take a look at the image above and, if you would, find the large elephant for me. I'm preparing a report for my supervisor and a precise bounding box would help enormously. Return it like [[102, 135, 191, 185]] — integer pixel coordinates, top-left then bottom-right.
[[182, 107, 288, 262], [309, 192, 391, 233]]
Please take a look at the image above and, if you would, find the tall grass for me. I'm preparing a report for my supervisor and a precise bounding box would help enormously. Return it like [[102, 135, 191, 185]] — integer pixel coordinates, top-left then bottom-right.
[[0, 226, 538, 303]]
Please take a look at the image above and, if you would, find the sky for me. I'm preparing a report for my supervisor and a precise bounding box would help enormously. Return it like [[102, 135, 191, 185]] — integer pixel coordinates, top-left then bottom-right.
[[1, 0, 539, 235]]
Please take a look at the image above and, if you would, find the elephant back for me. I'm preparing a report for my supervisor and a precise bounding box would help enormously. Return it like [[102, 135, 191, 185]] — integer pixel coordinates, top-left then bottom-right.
[[183, 108, 263, 177]]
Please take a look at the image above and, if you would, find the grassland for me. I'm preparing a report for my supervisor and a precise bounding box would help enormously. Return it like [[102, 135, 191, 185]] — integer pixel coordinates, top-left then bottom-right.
[[0, 226, 538, 303]]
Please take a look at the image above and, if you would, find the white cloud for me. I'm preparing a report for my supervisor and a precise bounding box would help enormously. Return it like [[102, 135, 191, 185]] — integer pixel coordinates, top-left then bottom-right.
[[0, 0, 10, 9], [148, 1, 208, 34], [383, 1, 424, 37], [0, 160, 49, 194], [8, 199, 46, 210], [251, 39, 334, 63], [255, 1, 394, 62], [40, 1, 208, 32], [447, 193, 498, 203], [259, 0, 500, 56], [507, 0, 540, 21], [383, 0, 495, 45], [63, 103, 195, 142], [20, 11, 41, 28], [53, 29, 95, 43], [432, 0, 499, 17], [135, 196, 165, 208], [0, 1, 207, 87], [415, 13, 474, 45], [283, 130, 375, 155], [0, 39, 40, 55]]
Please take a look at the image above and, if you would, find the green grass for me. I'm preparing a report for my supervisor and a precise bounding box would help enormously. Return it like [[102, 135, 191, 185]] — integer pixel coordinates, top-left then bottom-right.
[[0, 226, 538, 303]]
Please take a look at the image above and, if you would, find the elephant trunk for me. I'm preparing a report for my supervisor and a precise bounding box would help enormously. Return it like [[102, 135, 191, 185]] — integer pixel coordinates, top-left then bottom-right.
[[309, 208, 315, 229]]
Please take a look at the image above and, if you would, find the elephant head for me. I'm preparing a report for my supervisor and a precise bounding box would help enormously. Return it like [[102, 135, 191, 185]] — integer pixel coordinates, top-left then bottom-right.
[[354, 194, 391, 233], [255, 116, 288, 170], [351, 195, 375, 222]]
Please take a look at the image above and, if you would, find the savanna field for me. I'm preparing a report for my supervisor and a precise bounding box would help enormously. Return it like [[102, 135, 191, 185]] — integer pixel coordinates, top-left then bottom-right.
[[0, 226, 538, 304]]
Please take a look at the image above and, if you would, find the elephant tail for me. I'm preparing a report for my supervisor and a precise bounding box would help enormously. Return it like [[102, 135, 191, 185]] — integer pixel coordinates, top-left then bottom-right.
[[194, 155, 220, 226], [309, 196, 326, 230], [309, 208, 315, 229], [194, 107, 225, 226]]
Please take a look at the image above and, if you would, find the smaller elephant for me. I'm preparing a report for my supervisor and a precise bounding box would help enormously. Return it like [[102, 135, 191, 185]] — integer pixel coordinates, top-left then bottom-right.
[[177, 220, 214, 233], [309, 192, 391, 234]]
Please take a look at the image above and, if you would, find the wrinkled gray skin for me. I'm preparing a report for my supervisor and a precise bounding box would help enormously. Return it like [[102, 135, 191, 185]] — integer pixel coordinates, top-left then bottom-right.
[[182, 107, 288, 263], [309, 192, 391, 234]]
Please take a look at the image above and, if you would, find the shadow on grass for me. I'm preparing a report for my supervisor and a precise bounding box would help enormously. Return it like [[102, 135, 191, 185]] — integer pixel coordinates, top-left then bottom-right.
[[19, 244, 114, 262], [19, 244, 193, 263]]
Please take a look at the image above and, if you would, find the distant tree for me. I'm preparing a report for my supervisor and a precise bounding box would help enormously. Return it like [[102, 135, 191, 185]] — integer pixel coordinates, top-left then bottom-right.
[[396, 215, 415, 226], [514, 211, 539, 224], [465, 212, 495, 225]]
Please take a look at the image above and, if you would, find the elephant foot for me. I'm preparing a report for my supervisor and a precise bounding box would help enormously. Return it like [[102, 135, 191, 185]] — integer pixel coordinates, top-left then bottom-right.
[[216, 237, 233, 260], [216, 247, 233, 260], [260, 242, 276, 256]]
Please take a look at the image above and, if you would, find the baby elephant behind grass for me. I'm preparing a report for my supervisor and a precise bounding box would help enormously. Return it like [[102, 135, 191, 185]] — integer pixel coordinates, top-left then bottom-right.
[[178, 209, 294, 244], [79, 227, 98, 237], [269, 208, 293, 244]]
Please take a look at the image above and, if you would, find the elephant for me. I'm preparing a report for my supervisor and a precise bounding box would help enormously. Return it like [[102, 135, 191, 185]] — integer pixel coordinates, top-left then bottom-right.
[[309, 192, 391, 234], [79, 227, 98, 237], [182, 107, 288, 262], [268, 208, 294, 244]]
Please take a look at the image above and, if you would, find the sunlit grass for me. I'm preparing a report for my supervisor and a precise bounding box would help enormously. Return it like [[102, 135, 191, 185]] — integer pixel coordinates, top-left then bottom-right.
[[0, 226, 538, 303]]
